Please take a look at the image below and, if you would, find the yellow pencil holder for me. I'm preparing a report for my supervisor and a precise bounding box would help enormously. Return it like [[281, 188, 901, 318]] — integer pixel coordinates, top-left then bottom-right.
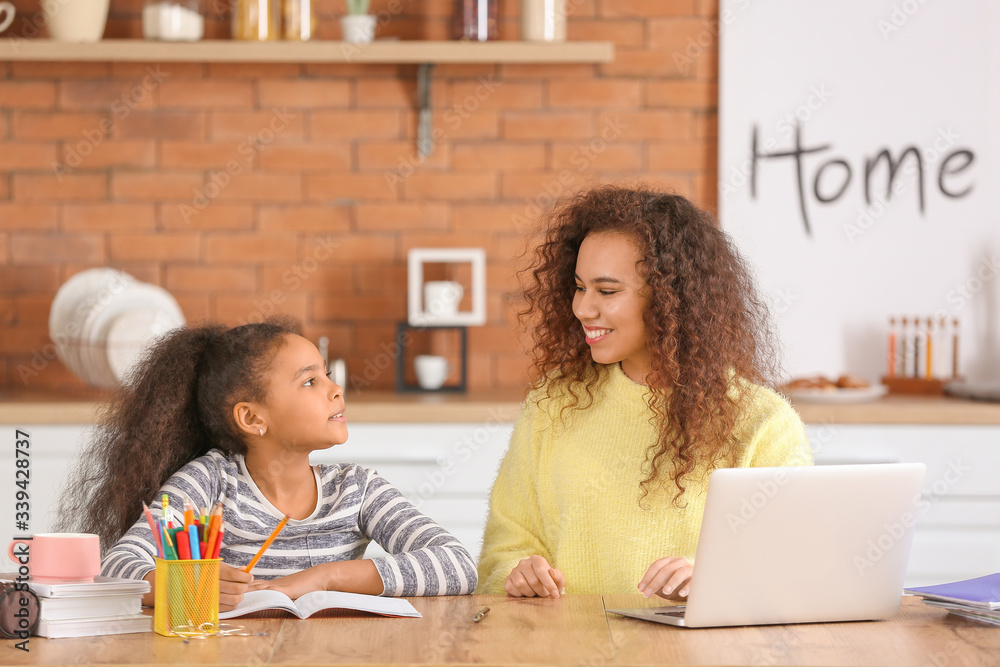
[[153, 557, 220, 637]]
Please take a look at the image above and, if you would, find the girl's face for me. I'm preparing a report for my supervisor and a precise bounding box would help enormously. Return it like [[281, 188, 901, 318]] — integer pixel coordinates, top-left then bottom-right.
[[572, 231, 652, 384], [257, 333, 347, 450]]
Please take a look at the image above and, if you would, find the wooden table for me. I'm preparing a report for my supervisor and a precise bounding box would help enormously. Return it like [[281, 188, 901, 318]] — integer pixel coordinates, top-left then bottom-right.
[[8, 595, 999, 666]]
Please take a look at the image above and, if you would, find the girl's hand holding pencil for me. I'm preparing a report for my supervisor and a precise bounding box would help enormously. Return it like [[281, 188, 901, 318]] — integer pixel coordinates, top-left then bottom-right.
[[219, 563, 253, 612]]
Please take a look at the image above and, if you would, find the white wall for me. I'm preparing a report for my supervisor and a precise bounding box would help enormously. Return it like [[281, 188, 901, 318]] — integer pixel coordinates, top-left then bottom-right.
[[719, 0, 999, 382]]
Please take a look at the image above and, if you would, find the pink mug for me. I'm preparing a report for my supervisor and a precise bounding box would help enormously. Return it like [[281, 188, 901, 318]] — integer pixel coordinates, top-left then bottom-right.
[[7, 533, 102, 583]]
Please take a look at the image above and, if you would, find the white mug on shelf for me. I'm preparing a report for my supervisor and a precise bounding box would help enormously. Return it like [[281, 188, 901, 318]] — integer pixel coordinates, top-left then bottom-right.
[[0, 2, 16, 33], [423, 281, 464, 319], [44, 0, 111, 42], [414, 355, 450, 390]]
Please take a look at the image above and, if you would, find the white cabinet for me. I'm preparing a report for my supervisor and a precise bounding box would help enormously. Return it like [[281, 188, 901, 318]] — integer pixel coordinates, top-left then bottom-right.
[[806, 424, 1000, 587], [309, 423, 513, 563], [6, 421, 997, 590]]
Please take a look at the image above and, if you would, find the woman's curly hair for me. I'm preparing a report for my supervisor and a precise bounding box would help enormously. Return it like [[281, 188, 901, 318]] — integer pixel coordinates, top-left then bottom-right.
[[520, 184, 780, 502], [56, 316, 301, 551]]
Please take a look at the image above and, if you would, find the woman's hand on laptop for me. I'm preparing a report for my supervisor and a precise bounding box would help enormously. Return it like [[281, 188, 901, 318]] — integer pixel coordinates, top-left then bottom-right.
[[505, 555, 566, 598], [639, 557, 693, 600]]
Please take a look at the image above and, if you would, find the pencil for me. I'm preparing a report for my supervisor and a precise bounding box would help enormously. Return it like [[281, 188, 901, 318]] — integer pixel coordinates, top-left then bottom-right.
[[161, 493, 171, 528], [212, 525, 224, 559], [203, 503, 222, 560], [142, 502, 164, 559], [242, 515, 289, 573]]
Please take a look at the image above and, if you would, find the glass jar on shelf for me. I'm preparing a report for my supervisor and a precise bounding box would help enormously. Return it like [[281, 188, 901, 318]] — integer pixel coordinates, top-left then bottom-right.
[[142, 0, 204, 41], [522, 0, 566, 42], [282, 0, 317, 41], [232, 0, 280, 40], [452, 0, 497, 42]]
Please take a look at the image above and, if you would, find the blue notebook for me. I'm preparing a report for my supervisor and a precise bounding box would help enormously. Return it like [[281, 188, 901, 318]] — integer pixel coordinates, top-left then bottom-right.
[[905, 573, 1000, 610]]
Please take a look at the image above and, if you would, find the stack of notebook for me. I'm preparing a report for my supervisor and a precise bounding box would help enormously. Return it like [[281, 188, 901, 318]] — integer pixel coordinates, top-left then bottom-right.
[[28, 576, 151, 638], [904, 572, 1000, 626]]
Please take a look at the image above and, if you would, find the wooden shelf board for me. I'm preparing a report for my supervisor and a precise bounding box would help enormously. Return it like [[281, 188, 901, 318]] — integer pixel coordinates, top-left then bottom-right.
[[0, 39, 614, 63]]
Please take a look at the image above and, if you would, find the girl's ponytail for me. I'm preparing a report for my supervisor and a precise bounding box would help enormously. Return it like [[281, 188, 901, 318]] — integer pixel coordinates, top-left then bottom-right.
[[55, 316, 299, 550]]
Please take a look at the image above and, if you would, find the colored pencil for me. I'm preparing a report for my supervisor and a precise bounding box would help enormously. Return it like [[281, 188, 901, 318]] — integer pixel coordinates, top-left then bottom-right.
[[242, 516, 289, 573], [212, 526, 224, 559], [187, 524, 201, 560], [203, 503, 222, 560], [176, 530, 191, 560], [142, 502, 164, 559], [161, 493, 172, 528], [161, 524, 178, 560]]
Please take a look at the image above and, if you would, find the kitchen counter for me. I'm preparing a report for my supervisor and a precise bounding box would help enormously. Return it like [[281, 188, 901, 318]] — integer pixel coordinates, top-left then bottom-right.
[[2, 389, 1000, 425]]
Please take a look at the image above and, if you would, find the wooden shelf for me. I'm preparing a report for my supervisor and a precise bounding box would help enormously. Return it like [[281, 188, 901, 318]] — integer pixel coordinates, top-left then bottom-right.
[[0, 39, 614, 63]]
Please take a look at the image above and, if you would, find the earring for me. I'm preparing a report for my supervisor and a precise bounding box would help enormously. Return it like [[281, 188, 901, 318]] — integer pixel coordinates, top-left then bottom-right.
[[259, 428, 265, 436]]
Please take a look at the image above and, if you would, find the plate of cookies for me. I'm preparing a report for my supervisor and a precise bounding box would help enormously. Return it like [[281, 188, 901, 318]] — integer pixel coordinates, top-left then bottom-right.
[[782, 374, 889, 403]]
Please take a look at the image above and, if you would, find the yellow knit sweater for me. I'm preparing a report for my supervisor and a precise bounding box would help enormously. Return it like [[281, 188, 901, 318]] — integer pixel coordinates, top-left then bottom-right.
[[476, 363, 813, 594]]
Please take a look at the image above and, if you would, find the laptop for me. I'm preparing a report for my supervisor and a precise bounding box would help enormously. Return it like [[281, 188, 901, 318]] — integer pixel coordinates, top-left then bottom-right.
[[607, 462, 926, 628]]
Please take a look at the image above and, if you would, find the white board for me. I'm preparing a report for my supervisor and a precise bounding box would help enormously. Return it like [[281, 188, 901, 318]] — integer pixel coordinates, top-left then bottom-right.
[[719, 0, 1000, 382]]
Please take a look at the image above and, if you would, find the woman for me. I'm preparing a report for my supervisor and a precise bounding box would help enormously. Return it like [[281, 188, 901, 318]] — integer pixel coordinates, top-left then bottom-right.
[[477, 185, 812, 600]]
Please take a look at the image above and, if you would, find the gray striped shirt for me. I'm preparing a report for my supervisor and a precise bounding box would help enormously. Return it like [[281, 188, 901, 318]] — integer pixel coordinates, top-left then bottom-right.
[[102, 449, 477, 596]]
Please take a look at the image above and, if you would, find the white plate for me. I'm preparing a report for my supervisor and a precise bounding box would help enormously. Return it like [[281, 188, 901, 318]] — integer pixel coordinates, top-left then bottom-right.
[[84, 282, 184, 388], [49, 268, 131, 381], [105, 307, 185, 384], [787, 384, 889, 403], [77, 271, 138, 388]]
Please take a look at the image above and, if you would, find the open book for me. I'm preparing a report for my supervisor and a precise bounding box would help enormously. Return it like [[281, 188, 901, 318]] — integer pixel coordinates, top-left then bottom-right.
[[219, 590, 421, 620]]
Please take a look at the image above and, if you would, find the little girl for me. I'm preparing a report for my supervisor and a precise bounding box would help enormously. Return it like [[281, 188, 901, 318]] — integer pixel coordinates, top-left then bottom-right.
[[57, 317, 477, 609]]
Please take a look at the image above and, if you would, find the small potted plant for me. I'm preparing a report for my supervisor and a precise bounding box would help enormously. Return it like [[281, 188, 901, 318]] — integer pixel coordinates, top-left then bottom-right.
[[341, 0, 375, 44]]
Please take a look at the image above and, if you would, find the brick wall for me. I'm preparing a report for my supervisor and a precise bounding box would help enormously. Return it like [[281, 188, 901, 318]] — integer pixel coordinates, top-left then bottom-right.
[[0, 0, 719, 394]]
